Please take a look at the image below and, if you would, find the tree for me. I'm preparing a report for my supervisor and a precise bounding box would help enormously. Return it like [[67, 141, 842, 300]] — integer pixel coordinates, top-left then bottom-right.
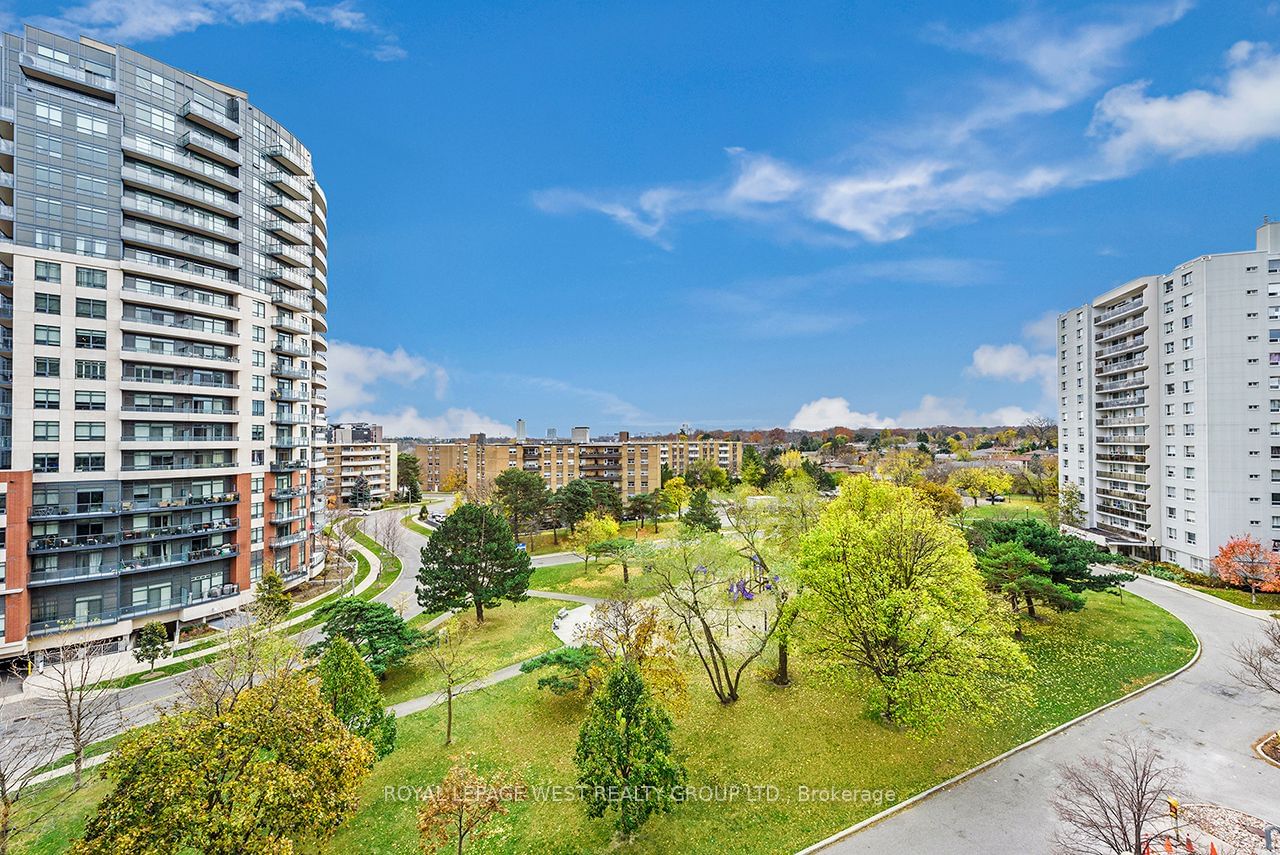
[[626, 492, 657, 532], [683, 459, 729, 491], [555, 479, 595, 533], [317, 636, 397, 759], [652, 531, 782, 704], [418, 503, 533, 623], [1014, 456, 1058, 502], [132, 622, 169, 673], [177, 613, 301, 717], [947, 466, 1012, 506], [797, 477, 1031, 727], [588, 537, 646, 586], [73, 673, 374, 855], [740, 445, 768, 489], [248, 570, 291, 626], [575, 664, 687, 838], [588, 480, 623, 520], [683, 488, 720, 532], [397, 451, 423, 502], [977, 541, 1084, 626], [1211, 534, 1280, 604], [1047, 479, 1086, 529], [310, 598, 423, 677], [1022, 415, 1058, 449], [350, 474, 372, 509], [574, 511, 620, 570], [422, 623, 486, 745], [37, 634, 123, 787], [1231, 615, 1280, 703], [1052, 738, 1182, 855], [580, 599, 685, 704], [0, 721, 66, 855], [492, 468, 549, 541], [439, 469, 467, 493], [971, 518, 1134, 593], [875, 448, 931, 485], [417, 753, 526, 854], [663, 476, 691, 519], [520, 646, 601, 695], [913, 480, 963, 519]]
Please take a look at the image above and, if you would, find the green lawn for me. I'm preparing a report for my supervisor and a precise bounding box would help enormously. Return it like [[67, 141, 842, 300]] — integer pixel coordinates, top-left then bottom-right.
[[10, 589, 1193, 855], [963, 493, 1048, 523], [402, 515, 434, 537], [322, 588, 1194, 855], [526, 520, 674, 556], [379, 597, 567, 706], [1189, 585, 1280, 611], [529, 560, 665, 600]]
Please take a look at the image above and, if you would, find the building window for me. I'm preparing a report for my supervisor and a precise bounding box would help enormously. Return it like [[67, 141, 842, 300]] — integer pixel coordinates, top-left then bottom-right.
[[75, 267, 107, 289], [74, 422, 106, 441], [34, 357, 60, 377], [34, 325, 61, 346], [75, 360, 106, 380], [34, 389, 59, 409], [35, 261, 61, 283], [75, 391, 106, 410], [33, 421, 59, 441], [34, 293, 60, 314], [75, 329, 107, 350], [74, 453, 105, 472], [33, 454, 59, 473], [75, 299, 107, 319]]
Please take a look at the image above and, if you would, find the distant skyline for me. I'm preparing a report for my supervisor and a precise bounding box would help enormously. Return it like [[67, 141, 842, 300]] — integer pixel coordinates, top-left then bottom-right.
[[17, 0, 1280, 435]]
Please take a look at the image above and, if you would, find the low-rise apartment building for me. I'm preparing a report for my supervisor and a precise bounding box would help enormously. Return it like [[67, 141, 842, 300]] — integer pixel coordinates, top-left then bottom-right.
[[319, 438, 397, 508], [1059, 220, 1280, 571], [413, 429, 743, 498]]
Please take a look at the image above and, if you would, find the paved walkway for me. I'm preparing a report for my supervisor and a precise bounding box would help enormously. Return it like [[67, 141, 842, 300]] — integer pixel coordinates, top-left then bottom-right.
[[814, 576, 1280, 854]]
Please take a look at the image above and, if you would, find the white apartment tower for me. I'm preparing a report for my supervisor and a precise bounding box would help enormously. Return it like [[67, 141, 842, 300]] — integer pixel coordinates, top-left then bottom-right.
[[1059, 221, 1280, 571], [0, 26, 330, 660]]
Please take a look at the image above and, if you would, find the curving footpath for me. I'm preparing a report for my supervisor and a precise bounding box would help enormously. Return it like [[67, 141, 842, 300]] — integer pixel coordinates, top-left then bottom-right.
[[807, 576, 1280, 854]]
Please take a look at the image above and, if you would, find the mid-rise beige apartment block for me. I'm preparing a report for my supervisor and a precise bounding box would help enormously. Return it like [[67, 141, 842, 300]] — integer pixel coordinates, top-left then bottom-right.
[[413, 430, 742, 498], [319, 440, 397, 508]]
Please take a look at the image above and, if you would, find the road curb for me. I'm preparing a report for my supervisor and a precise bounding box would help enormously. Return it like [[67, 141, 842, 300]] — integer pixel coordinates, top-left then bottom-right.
[[795, 585, 1204, 855]]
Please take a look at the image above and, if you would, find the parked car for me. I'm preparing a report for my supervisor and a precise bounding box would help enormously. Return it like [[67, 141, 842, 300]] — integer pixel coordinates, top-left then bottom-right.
[[349, 508, 371, 516], [989, 495, 1006, 503]]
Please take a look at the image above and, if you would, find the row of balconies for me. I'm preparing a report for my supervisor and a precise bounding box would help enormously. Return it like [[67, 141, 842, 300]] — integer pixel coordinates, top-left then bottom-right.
[[122, 164, 242, 219], [1095, 354, 1145, 377], [122, 195, 240, 243], [28, 581, 241, 633], [28, 493, 239, 521], [29, 518, 239, 554], [1094, 317, 1148, 343], [122, 135, 242, 193], [1096, 395, 1146, 410], [1094, 297, 1145, 324], [122, 373, 237, 390], [1097, 433, 1149, 445], [1095, 376, 1146, 393]]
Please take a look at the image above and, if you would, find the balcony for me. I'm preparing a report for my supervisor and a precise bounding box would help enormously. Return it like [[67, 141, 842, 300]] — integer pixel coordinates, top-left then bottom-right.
[[266, 242, 309, 268], [272, 339, 310, 358], [271, 436, 311, 449], [271, 388, 307, 403], [266, 219, 309, 245], [125, 492, 238, 512], [122, 432, 239, 443], [270, 287, 311, 311], [312, 267, 328, 291], [270, 459, 310, 473], [121, 583, 241, 620], [179, 128, 241, 167], [271, 411, 309, 425], [267, 264, 310, 289], [1097, 502, 1148, 523], [29, 610, 122, 637], [1096, 470, 1148, 484], [19, 52, 116, 98], [1096, 355, 1145, 377], [271, 362, 310, 380], [121, 343, 237, 364], [1096, 336, 1147, 359], [1094, 298, 1145, 324], [270, 486, 309, 500], [122, 373, 237, 391], [119, 545, 239, 575], [265, 144, 309, 176], [1097, 434, 1149, 445], [269, 531, 308, 549], [1097, 486, 1147, 503], [313, 332, 328, 351], [269, 508, 308, 525], [272, 314, 309, 334], [180, 99, 241, 138], [123, 281, 235, 314], [1095, 317, 1148, 343], [1095, 396, 1145, 410], [312, 179, 328, 213], [28, 565, 121, 587], [312, 370, 327, 387], [1097, 452, 1147, 463], [122, 195, 241, 243], [1095, 416, 1146, 428], [267, 170, 309, 200], [267, 194, 309, 223], [313, 244, 327, 272], [122, 225, 241, 268], [121, 459, 237, 473], [124, 135, 241, 193], [30, 532, 120, 553], [1095, 377, 1146, 393], [312, 287, 328, 314], [121, 165, 242, 218]]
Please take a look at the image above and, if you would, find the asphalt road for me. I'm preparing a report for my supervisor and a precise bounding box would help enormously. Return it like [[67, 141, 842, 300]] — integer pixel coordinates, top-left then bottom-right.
[[817, 576, 1280, 854]]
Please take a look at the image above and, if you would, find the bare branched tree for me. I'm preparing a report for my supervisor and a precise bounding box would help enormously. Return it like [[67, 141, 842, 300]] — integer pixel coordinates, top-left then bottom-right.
[[422, 623, 486, 745], [175, 614, 302, 717], [1053, 737, 1183, 855], [371, 509, 405, 559], [0, 721, 65, 855], [1231, 617, 1280, 696], [35, 633, 123, 788]]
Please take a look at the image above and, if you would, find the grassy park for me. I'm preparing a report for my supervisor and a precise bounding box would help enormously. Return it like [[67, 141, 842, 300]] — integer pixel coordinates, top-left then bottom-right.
[[963, 493, 1048, 522]]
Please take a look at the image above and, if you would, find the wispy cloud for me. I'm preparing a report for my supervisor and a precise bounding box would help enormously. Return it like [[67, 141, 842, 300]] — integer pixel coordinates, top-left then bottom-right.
[[533, 2, 1280, 248], [33, 0, 406, 61], [327, 340, 448, 411], [788, 394, 1038, 431]]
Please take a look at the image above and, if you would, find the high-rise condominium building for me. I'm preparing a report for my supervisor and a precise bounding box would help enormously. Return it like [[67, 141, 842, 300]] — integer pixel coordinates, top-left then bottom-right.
[[0, 26, 330, 661], [413, 430, 743, 497], [319, 439, 398, 509], [1058, 221, 1280, 571]]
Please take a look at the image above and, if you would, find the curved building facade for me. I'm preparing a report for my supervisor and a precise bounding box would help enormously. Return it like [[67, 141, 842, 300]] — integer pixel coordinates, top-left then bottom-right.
[[0, 25, 329, 658]]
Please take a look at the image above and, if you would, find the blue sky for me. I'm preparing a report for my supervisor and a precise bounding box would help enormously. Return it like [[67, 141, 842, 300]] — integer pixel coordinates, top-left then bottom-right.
[[20, 0, 1280, 436]]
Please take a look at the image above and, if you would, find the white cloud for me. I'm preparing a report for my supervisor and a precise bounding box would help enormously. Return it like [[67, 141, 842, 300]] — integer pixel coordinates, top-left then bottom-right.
[[333, 407, 513, 439], [1091, 41, 1280, 166], [1021, 310, 1061, 349], [34, 0, 406, 60], [326, 340, 448, 411], [788, 394, 1037, 431], [499, 374, 649, 424], [968, 343, 1057, 386]]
